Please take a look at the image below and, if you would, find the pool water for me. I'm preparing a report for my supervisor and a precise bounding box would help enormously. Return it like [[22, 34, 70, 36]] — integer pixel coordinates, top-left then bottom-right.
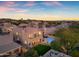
[[46, 37, 55, 43]]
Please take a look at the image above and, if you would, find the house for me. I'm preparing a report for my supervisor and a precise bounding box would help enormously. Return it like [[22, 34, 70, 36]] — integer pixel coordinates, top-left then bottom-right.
[[0, 25, 27, 57], [13, 26, 47, 48], [21, 27, 46, 47], [0, 42, 22, 57]]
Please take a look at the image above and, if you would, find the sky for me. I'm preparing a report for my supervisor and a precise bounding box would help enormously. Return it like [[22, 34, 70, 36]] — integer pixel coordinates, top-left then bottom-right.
[[0, 1, 79, 20]]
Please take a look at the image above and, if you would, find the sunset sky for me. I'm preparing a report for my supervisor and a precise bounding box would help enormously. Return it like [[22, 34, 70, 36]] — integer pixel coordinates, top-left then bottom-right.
[[0, 1, 79, 20]]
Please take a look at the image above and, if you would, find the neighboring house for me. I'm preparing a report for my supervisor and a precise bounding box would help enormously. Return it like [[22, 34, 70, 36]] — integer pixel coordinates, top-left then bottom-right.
[[0, 23, 14, 33], [43, 49, 70, 57]]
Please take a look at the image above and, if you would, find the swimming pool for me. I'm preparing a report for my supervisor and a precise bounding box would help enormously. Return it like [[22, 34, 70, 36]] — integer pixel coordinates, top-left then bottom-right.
[[46, 37, 55, 43]]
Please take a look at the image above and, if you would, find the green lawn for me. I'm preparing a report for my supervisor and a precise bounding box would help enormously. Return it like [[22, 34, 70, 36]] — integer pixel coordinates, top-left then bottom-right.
[[69, 25, 79, 28], [24, 44, 51, 57], [34, 44, 51, 56]]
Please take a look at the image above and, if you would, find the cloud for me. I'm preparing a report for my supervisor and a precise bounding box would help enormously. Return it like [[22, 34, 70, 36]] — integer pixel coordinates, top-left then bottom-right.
[[43, 1, 63, 7], [13, 9, 28, 13], [0, 1, 18, 7], [0, 6, 11, 12], [4, 1, 15, 6], [24, 1, 36, 7], [0, 6, 28, 13]]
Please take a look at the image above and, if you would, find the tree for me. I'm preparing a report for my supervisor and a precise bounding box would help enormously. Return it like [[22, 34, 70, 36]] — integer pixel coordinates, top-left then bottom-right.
[[70, 48, 79, 57]]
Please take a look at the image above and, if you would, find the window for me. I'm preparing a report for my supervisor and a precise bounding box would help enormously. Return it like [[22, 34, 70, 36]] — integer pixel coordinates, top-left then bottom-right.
[[24, 41, 26, 44], [39, 31, 42, 35]]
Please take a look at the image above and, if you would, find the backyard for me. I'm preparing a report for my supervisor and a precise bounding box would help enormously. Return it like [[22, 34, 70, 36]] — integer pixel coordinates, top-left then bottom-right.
[[51, 25, 79, 56]]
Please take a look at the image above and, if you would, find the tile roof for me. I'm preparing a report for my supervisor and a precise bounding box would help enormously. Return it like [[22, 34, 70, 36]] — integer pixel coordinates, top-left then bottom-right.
[[0, 32, 21, 55], [0, 42, 21, 55], [43, 49, 70, 57]]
